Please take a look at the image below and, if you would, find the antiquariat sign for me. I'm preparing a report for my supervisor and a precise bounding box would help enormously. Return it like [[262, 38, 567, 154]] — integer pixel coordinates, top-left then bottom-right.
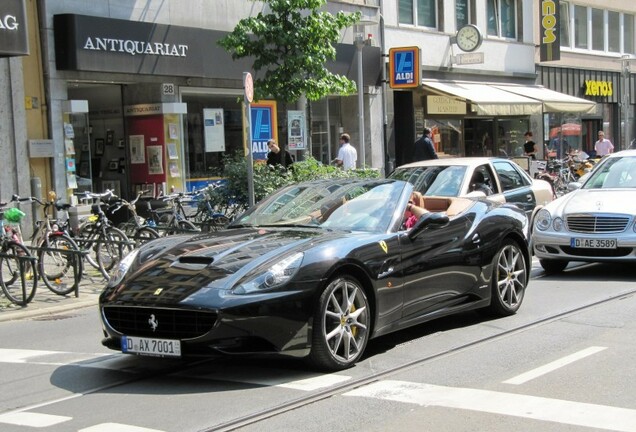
[[0, 0, 29, 57]]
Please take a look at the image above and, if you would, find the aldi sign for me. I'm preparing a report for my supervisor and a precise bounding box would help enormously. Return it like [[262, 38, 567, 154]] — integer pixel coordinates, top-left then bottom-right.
[[389, 46, 420, 89]]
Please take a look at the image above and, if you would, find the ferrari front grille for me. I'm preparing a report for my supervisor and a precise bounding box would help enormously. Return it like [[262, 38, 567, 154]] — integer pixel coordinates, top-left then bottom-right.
[[566, 215, 629, 233], [103, 306, 217, 339]]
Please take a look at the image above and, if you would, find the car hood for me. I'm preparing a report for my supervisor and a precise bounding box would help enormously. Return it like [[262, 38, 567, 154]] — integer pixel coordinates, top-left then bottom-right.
[[100, 227, 351, 306], [548, 189, 636, 215]]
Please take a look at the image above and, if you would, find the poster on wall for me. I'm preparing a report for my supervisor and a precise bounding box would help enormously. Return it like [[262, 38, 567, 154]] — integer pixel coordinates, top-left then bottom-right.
[[130, 135, 145, 164], [251, 101, 277, 160], [287, 110, 306, 150], [147, 146, 164, 175], [167, 142, 178, 159], [203, 108, 226, 152]]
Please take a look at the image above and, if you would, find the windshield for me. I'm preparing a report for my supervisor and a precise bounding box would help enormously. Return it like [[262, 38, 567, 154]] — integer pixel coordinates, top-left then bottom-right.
[[231, 179, 408, 233], [582, 155, 636, 189], [389, 165, 467, 196]]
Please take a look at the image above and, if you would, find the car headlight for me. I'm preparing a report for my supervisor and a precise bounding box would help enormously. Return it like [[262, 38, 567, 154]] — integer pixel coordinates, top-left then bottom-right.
[[553, 217, 564, 231], [534, 209, 552, 231], [107, 249, 139, 287], [234, 252, 304, 294]]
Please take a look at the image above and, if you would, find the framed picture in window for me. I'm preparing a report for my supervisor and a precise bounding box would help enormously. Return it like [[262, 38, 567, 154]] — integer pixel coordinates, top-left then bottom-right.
[[95, 138, 104, 156], [106, 130, 114, 146]]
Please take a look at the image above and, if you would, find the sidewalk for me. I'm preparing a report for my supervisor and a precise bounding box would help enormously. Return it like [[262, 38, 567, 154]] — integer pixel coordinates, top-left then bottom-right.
[[0, 269, 105, 322]]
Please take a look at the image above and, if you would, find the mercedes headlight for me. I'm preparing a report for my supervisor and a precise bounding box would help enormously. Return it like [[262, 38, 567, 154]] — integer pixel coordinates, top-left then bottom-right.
[[234, 252, 304, 294], [107, 249, 139, 287], [534, 209, 552, 231]]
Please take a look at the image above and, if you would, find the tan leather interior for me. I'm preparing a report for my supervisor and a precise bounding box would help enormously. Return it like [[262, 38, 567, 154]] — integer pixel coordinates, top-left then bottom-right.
[[422, 196, 473, 217]]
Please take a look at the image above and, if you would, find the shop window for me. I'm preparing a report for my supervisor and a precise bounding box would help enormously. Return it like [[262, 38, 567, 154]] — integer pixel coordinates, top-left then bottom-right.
[[591, 8, 604, 51], [574, 5, 588, 49], [608, 11, 620, 53], [566, 4, 634, 55], [560, 1, 571, 48], [398, 0, 439, 29], [626, 14, 635, 54], [487, 0, 517, 39]]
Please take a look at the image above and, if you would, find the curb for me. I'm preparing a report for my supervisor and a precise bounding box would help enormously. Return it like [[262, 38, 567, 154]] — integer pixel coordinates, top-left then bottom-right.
[[0, 296, 99, 323]]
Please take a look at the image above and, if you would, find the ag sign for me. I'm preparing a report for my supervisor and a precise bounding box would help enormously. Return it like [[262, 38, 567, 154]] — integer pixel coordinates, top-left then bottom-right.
[[389, 46, 420, 89]]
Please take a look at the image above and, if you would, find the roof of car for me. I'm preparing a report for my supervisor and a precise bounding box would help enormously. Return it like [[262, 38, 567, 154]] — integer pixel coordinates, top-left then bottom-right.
[[394, 157, 506, 170]]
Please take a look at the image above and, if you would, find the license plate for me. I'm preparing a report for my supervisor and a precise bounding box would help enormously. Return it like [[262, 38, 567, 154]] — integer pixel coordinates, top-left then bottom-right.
[[121, 336, 181, 358], [570, 238, 617, 249]]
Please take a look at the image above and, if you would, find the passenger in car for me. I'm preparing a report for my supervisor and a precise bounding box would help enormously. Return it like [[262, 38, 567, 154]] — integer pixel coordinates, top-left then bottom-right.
[[404, 191, 429, 229], [470, 171, 493, 196]]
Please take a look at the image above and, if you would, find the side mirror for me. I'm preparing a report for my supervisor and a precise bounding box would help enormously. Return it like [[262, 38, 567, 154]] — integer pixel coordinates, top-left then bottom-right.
[[567, 181, 582, 192], [407, 211, 450, 240]]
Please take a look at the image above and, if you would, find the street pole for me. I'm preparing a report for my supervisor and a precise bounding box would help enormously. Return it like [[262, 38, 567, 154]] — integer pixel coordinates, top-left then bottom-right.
[[356, 35, 365, 168], [243, 72, 255, 207], [622, 56, 631, 150]]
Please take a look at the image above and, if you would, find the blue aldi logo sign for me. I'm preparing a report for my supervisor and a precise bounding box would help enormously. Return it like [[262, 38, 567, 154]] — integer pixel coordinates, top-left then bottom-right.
[[389, 47, 421, 89]]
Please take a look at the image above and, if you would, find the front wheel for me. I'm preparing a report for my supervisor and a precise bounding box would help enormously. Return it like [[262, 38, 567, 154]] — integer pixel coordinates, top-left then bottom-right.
[[38, 233, 82, 296], [487, 239, 527, 316], [0, 242, 37, 306], [307, 275, 370, 371]]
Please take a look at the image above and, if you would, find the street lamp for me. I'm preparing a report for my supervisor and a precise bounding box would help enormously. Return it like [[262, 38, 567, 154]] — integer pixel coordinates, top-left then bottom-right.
[[354, 20, 376, 168], [621, 55, 631, 150]]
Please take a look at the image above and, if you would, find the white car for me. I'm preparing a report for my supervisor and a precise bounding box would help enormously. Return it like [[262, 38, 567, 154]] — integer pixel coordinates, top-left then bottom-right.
[[533, 149, 636, 273], [389, 157, 555, 224]]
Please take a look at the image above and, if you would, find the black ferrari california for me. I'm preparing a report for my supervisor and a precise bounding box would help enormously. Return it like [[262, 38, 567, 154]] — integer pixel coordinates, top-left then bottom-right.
[[99, 178, 530, 371]]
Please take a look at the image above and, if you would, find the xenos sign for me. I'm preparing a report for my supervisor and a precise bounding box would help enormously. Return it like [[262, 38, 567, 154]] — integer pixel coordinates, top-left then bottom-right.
[[584, 80, 613, 97]]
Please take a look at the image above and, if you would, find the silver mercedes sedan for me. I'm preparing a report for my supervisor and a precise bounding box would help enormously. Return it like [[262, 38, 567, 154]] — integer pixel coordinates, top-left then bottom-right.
[[533, 149, 636, 273]]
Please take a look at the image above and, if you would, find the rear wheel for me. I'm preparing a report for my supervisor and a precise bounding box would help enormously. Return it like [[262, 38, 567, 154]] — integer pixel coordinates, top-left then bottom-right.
[[0, 242, 37, 306], [38, 233, 82, 296], [539, 258, 569, 274], [96, 227, 133, 278], [307, 275, 370, 371], [132, 226, 160, 245], [487, 239, 527, 316]]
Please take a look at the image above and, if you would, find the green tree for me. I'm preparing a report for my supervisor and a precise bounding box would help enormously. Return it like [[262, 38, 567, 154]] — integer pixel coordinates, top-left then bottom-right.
[[219, 0, 361, 102]]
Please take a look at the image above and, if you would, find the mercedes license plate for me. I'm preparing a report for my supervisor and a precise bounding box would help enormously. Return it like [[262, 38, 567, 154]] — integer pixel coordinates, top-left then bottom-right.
[[121, 336, 181, 358], [570, 238, 617, 249]]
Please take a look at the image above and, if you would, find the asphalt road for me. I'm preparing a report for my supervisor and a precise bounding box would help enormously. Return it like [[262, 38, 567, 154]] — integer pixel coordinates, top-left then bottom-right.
[[0, 259, 635, 432]]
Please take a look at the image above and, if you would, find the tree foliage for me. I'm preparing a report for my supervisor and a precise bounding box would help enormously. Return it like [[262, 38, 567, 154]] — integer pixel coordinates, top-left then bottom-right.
[[205, 154, 380, 211], [218, 0, 361, 102]]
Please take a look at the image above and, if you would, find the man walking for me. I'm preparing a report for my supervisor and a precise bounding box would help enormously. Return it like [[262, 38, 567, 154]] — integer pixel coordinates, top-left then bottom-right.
[[414, 128, 438, 161], [594, 131, 614, 156], [334, 133, 357, 170]]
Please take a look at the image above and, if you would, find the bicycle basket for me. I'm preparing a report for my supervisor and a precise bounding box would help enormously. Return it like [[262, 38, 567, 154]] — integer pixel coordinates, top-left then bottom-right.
[[3, 208, 26, 223]]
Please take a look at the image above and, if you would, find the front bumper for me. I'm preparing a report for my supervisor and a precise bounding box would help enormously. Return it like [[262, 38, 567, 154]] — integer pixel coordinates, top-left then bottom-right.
[[533, 230, 636, 262]]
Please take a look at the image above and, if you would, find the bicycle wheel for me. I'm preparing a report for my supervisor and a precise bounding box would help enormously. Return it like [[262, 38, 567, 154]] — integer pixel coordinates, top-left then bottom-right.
[[38, 233, 82, 296], [96, 227, 133, 278], [165, 219, 199, 236], [200, 215, 230, 232], [76, 221, 101, 270], [0, 242, 37, 306], [133, 226, 160, 245]]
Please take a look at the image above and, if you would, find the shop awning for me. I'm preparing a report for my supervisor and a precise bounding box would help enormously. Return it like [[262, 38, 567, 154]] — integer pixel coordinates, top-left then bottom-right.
[[422, 79, 542, 116], [422, 79, 597, 116], [492, 84, 597, 114]]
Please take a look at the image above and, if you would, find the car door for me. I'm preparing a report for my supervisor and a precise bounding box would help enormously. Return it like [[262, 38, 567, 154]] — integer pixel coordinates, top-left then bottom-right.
[[492, 160, 536, 217], [397, 210, 482, 321]]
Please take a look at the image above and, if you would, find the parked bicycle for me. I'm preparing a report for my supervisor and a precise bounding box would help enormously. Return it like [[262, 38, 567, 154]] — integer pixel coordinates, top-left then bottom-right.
[[114, 190, 160, 246], [0, 201, 37, 306], [149, 191, 200, 236], [75, 190, 134, 280], [24, 193, 84, 296]]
